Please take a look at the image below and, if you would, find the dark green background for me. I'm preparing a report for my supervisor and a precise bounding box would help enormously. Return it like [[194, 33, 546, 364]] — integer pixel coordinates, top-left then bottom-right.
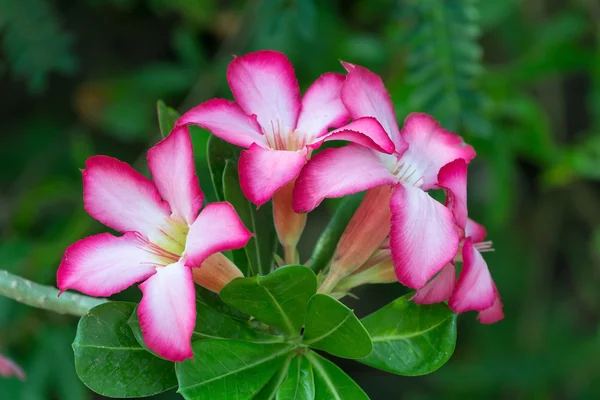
[[1, 0, 599, 398]]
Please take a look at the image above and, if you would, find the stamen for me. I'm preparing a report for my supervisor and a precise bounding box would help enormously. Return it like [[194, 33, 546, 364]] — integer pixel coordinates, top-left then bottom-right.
[[134, 233, 180, 263]]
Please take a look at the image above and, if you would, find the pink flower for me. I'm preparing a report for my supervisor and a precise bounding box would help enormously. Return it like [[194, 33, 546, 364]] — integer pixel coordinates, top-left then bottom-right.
[[57, 127, 252, 361], [0, 354, 25, 381], [176, 50, 394, 206], [293, 62, 475, 289], [412, 159, 504, 324]]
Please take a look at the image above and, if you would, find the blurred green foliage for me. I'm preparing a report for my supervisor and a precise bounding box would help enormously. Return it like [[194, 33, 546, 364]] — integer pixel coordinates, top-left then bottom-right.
[[1, 0, 599, 398]]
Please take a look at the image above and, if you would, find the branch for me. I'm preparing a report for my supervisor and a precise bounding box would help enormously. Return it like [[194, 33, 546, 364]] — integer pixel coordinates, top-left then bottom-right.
[[0, 270, 107, 316]]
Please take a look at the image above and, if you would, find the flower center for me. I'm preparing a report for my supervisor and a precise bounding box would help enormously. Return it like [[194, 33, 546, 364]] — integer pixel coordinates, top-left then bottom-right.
[[264, 120, 312, 151], [137, 216, 189, 267], [380, 153, 424, 188]]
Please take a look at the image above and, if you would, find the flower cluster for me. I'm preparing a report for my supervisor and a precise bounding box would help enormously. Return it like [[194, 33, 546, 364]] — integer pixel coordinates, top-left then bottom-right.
[[57, 49, 502, 363]]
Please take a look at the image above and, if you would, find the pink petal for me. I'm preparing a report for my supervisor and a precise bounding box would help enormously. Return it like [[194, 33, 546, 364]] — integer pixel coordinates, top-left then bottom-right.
[[177, 98, 265, 148], [449, 239, 496, 313], [82, 155, 170, 238], [390, 184, 459, 289], [227, 50, 301, 137], [340, 61, 405, 152], [292, 144, 396, 212], [138, 261, 196, 361], [296, 72, 349, 138], [238, 144, 307, 206], [437, 159, 468, 231], [57, 232, 158, 297], [466, 218, 487, 243], [0, 354, 25, 381], [184, 202, 252, 267], [316, 117, 395, 153], [478, 295, 504, 324], [398, 113, 476, 190], [412, 263, 456, 304], [147, 126, 204, 225]]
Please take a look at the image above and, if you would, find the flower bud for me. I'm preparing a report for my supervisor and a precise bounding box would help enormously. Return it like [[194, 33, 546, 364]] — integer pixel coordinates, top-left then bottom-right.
[[273, 179, 307, 264], [334, 259, 396, 293], [319, 185, 392, 293], [192, 253, 243, 293]]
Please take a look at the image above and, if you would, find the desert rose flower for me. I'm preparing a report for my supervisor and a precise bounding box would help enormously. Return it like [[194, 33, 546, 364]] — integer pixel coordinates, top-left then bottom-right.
[[294, 62, 476, 292], [413, 159, 503, 323], [176, 50, 392, 263], [57, 127, 252, 361]]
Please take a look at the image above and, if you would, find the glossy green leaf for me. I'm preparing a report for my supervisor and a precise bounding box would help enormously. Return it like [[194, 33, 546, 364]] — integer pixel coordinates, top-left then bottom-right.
[[72, 302, 177, 398], [176, 340, 293, 400], [309, 193, 364, 274], [220, 265, 317, 337], [302, 294, 372, 359], [156, 99, 180, 138], [276, 355, 314, 400], [127, 302, 281, 356], [253, 354, 294, 400], [223, 160, 278, 276], [305, 351, 368, 400], [206, 135, 240, 201], [195, 284, 250, 322], [359, 294, 457, 376]]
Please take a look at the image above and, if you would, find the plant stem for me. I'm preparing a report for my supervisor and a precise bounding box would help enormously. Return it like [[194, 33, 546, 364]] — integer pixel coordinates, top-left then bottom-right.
[[0, 270, 107, 316]]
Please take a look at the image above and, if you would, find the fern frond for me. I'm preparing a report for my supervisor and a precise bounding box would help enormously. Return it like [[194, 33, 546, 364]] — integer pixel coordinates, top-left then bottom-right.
[[399, 0, 490, 136], [0, 0, 77, 93]]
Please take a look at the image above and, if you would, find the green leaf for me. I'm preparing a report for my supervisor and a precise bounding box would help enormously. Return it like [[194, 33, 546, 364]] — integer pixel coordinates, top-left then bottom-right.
[[223, 160, 278, 276], [302, 294, 372, 359], [156, 99, 180, 138], [220, 265, 317, 337], [276, 355, 315, 400], [176, 340, 293, 400], [253, 354, 294, 400], [206, 135, 240, 201], [359, 294, 457, 376], [72, 302, 177, 397], [127, 302, 281, 356], [195, 284, 250, 322], [305, 351, 369, 400], [309, 193, 364, 274]]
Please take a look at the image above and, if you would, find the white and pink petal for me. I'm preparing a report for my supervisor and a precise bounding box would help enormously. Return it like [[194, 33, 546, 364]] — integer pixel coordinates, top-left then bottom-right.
[[478, 295, 504, 324], [177, 99, 266, 148], [397, 113, 476, 190], [238, 144, 307, 206], [315, 117, 395, 154], [296, 72, 349, 138], [184, 202, 252, 267], [83, 156, 171, 238], [138, 261, 196, 361], [449, 239, 496, 313], [147, 126, 204, 225], [437, 159, 468, 231], [390, 184, 459, 289], [292, 144, 396, 212], [57, 232, 159, 297], [412, 263, 456, 305], [466, 218, 487, 243], [227, 50, 301, 137]]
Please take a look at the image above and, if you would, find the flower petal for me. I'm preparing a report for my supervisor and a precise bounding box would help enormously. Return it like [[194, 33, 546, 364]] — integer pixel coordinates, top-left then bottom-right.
[[412, 263, 456, 304], [296, 72, 349, 138], [227, 50, 301, 137], [466, 218, 487, 243], [449, 238, 496, 313], [340, 61, 405, 151], [317, 117, 395, 153], [0, 354, 25, 381], [238, 144, 307, 206], [184, 202, 252, 267], [57, 232, 158, 297], [292, 144, 396, 212], [398, 113, 476, 190], [177, 99, 265, 148], [83, 155, 170, 237], [147, 126, 204, 225], [478, 296, 504, 324], [390, 184, 459, 289], [138, 261, 196, 361], [437, 159, 468, 231]]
